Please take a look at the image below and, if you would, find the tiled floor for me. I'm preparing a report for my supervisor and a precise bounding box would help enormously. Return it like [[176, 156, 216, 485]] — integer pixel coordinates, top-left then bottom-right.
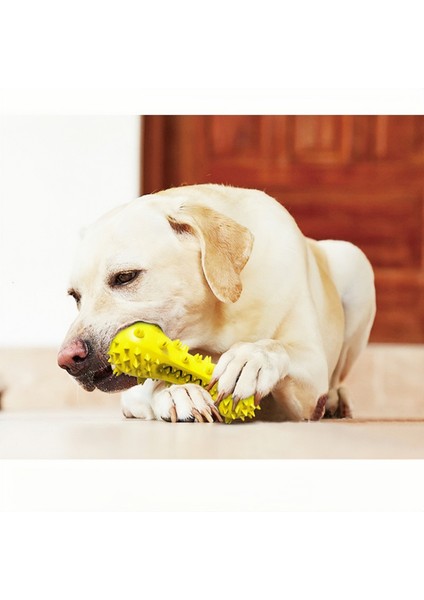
[[0, 343, 423, 459]]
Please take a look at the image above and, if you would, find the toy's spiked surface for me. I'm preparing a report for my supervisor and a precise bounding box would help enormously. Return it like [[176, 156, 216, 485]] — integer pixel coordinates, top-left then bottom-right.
[[109, 323, 259, 423]]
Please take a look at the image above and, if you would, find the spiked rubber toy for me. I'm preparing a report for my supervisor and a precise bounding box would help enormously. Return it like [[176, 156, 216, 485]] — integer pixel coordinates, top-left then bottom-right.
[[108, 322, 259, 423]]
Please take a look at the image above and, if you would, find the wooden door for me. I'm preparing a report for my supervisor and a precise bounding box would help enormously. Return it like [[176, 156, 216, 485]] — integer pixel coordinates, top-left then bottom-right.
[[142, 115, 424, 343]]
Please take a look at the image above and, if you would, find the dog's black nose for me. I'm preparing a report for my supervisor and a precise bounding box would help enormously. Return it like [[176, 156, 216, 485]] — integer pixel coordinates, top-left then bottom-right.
[[57, 339, 90, 375]]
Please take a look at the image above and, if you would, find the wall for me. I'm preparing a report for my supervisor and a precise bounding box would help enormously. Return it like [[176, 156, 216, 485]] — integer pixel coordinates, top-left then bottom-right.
[[0, 116, 141, 347]]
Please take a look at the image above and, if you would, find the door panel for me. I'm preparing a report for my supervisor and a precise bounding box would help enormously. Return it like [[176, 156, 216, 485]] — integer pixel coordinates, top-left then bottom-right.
[[143, 115, 424, 342]]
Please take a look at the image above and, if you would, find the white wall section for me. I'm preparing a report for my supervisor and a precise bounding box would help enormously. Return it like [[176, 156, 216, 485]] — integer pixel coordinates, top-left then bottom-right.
[[0, 116, 141, 346]]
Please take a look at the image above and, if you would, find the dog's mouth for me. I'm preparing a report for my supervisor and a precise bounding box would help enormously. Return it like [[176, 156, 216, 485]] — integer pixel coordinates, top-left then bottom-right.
[[93, 364, 114, 386], [77, 363, 138, 393], [69, 321, 161, 394]]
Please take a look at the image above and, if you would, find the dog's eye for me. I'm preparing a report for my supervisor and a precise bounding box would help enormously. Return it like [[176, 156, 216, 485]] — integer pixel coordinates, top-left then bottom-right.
[[111, 270, 142, 287]]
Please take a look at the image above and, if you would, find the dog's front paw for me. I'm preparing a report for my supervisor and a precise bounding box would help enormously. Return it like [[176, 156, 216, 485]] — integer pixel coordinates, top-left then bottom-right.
[[151, 384, 223, 423], [121, 380, 157, 419], [212, 340, 290, 404]]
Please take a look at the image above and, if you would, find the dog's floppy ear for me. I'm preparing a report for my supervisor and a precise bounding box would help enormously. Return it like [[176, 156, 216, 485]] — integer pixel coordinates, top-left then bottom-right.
[[167, 204, 254, 303]]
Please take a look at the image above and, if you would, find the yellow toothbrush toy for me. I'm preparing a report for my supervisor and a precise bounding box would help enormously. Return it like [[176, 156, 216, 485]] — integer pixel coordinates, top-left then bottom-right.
[[108, 322, 259, 423]]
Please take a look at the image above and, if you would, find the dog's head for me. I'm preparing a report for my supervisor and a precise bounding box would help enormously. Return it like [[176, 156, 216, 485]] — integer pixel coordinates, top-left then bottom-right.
[[57, 194, 254, 392]]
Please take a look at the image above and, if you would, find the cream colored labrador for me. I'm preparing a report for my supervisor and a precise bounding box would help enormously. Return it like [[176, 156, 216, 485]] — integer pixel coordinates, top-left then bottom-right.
[[58, 184, 376, 422]]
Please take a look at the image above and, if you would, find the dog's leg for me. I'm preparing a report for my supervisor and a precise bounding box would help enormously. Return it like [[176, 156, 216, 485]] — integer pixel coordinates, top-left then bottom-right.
[[122, 379, 223, 422], [319, 239, 376, 409], [212, 339, 330, 421], [324, 386, 353, 419], [150, 383, 223, 423], [121, 379, 161, 419], [315, 239, 376, 420]]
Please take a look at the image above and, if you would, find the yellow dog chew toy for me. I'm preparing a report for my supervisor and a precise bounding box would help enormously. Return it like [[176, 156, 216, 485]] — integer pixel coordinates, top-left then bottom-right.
[[108, 322, 259, 423]]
